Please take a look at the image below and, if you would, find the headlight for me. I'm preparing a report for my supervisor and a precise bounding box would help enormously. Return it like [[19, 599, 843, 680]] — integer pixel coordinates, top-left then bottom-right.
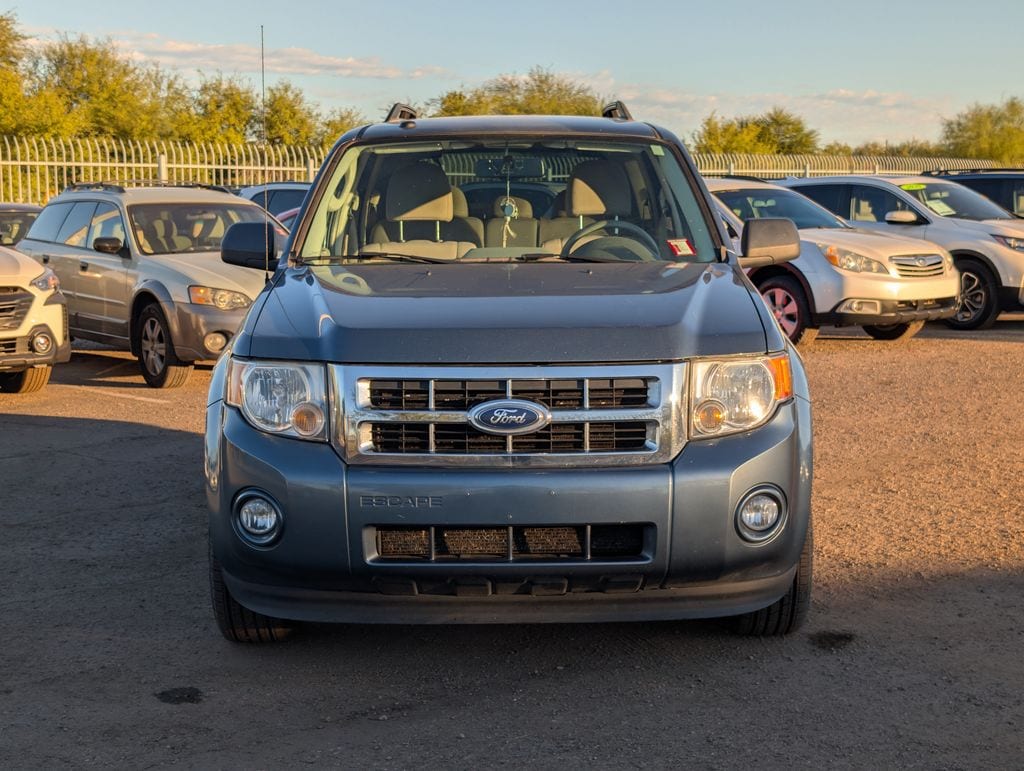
[[817, 244, 889, 274], [188, 285, 251, 310], [690, 353, 793, 438], [226, 358, 328, 441], [992, 235, 1024, 251], [30, 268, 59, 292]]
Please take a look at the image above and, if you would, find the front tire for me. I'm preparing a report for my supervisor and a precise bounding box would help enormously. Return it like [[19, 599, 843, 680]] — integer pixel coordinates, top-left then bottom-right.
[[730, 523, 813, 637], [209, 548, 293, 643], [134, 303, 192, 388], [0, 365, 51, 393], [758, 275, 818, 347], [862, 320, 925, 342], [946, 258, 1000, 330]]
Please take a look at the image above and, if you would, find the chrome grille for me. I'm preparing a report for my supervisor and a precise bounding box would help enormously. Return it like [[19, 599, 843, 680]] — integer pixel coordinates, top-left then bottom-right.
[[890, 255, 945, 278], [333, 364, 686, 467], [0, 287, 32, 331]]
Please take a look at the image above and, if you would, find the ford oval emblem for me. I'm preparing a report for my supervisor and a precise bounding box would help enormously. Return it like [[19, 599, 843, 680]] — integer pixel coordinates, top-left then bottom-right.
[[467, 399, 552, 436]]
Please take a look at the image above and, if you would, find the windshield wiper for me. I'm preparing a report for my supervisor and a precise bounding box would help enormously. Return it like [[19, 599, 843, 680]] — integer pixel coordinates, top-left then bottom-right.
[[310, 252, 451, 265], [514, 252, 639, 263]]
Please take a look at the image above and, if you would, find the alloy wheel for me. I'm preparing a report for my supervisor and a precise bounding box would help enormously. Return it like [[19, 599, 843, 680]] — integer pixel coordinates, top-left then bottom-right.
[[955, 270, 986, 324], [763, 287, 800, 337], [140, 317, 166, 376]]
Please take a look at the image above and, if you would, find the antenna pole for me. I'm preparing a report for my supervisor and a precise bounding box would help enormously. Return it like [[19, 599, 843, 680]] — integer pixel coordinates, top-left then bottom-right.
[[260, 24, 270, 282]]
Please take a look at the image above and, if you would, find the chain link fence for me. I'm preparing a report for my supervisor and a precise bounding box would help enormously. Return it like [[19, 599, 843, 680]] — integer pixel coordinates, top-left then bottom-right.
[[0, 135, 1017, 205]]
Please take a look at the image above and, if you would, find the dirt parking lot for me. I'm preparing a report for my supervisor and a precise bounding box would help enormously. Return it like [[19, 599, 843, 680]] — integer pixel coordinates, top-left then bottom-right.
[[2, 321, 1023, 768]]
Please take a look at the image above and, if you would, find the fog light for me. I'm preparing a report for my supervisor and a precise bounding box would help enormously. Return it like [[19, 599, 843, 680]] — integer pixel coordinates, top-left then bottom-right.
[[837, 299, 881, 315], [31, 333, 53, 354], [736, 487, 786, 542], [235, 493, 282, 545], [204, 332, 228, 354]]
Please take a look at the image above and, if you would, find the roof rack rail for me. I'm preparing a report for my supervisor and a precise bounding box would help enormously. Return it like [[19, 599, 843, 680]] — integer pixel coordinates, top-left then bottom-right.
[[601, 101, 633, 121], [64, 180, 233, 194], [922, 167, 1024, 176], [386, 103, 418, 122]]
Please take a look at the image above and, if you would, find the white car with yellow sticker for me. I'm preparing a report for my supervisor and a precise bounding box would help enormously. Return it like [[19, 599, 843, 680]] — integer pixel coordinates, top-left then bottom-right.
[[780, 175, 1024, 329], [706, 178, 959, 345]]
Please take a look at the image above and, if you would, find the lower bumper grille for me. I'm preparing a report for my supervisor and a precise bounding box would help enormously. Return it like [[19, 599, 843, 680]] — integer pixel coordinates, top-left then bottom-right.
[[376, 524, 647, 562], [0, 337, 28, 355], [0, 288, 32, 331]]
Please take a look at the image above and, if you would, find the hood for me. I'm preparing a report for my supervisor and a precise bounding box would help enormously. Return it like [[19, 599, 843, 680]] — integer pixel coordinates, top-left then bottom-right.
[[800, 227, 947, 258], [0, 245, 43, 281], [149, 252, 268, 298], [244, 262, 770, 364], [929, 217, 1024, 238]]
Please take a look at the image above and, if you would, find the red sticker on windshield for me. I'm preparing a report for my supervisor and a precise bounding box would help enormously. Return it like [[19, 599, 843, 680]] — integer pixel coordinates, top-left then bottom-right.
[[667, 238, 695, 257]]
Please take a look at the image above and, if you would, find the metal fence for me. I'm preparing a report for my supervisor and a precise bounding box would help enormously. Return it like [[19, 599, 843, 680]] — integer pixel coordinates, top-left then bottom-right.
[[0, 135, 1017, 205]]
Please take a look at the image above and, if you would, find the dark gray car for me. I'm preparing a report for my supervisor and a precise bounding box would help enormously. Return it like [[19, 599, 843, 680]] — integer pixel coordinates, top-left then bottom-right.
[[205, 106, 812, 642]]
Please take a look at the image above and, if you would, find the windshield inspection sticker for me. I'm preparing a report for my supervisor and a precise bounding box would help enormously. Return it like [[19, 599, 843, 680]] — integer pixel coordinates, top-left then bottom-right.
[[667, 238, 696, 256], [925, 199, 956, 216]]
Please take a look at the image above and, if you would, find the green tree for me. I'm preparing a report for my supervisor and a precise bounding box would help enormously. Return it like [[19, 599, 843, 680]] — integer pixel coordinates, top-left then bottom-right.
[[431, 67, 602, 116], [318, 106, 366, 146], [693, 108, 819, 154], [942, 97, 1024, 162], [263, 81, 317, 145], [181, 75, 258, 145]]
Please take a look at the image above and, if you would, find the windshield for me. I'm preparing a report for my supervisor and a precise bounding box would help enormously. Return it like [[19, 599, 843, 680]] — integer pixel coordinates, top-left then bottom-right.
[[0, 210, 39, 245], [127, 203, 269, 255], [898, 181, 1012, 221], [714, 187, 846, 230], [297, 138, 717, 264]]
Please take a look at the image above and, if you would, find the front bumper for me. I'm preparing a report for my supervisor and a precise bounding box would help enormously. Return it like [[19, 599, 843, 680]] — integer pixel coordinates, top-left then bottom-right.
[[820, 296, 958, 327], [206, 392, 813, 624], [169, 303, 248, 361], [0, 323, 71, 371]]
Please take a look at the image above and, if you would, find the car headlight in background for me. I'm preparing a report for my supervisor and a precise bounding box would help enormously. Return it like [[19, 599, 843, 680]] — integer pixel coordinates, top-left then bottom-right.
[[992, 235, 1024, 251], [690, 353, 793, 438], [817, 244, 889, 274], [188, 285, 252, 310], [226, 359, 328, 441], [30, 268, 59, 292]]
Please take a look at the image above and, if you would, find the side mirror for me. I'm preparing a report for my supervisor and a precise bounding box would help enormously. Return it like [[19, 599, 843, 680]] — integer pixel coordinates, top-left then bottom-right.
[[93, 237, 124, 255], [222, 221, 281, 271], [884, 210, 921, 225], [738, 218, 801, 269]]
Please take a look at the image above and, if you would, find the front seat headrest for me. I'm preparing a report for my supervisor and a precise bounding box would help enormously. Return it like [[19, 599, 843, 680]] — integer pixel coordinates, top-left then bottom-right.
[[385, 162, 454, 222], [568, 160, 632, 218], [451, 186, 470, 218]]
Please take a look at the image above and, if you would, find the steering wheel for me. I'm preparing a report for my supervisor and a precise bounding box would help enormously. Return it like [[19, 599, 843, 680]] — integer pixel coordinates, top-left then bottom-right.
[[559, 219, 662, 261]]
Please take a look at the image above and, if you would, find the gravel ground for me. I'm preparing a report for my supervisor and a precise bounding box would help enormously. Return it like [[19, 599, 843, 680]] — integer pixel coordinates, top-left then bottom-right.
[[1, 320, 1022, 769]]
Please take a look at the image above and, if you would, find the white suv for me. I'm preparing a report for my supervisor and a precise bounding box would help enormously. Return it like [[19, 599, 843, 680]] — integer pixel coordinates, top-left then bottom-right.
[[781, 175, 1024, 329], [0, 245, 69, 393], [706, 178, 959, 344], [18, 184, 279, 388]]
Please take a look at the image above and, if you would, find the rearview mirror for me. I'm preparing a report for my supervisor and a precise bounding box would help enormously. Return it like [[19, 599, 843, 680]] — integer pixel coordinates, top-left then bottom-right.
[[222, 222, 281, 271], [738, 218, 801, 269], [885, 210, 921, 225], [474, 157, 544, 179], [93, 237, 124, 255]]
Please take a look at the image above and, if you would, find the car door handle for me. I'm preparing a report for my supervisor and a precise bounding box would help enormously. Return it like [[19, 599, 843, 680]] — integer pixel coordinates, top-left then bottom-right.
[[41, 255, 50, 264], [79, 261, 89, 272]]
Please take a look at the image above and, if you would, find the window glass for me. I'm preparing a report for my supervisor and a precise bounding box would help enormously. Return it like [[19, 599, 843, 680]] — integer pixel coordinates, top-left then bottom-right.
[[127, 203, 269, 255], [849, 185, 911, 222], [89, 202, 127, 245], [896, 181, 1009, 221], [268, 189, 305, 215], [714, 188, 846, 230], [0, 210, 39, 245], [56, 202, 98, 247], [300, 138, 717, 264], [1011, 183, 1024, 216], [25, 202, 74, 243], [791, 184, 845, 217]]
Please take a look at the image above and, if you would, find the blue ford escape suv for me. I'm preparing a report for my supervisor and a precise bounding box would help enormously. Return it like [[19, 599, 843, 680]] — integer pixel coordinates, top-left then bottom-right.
[[205, 103, 813, 642]]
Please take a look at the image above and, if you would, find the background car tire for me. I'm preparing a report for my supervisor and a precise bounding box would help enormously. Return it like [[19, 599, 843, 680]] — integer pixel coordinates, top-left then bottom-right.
[[946, 258, 1000, 330], [758, 275, 819, 347], [0, 365, 51, 393], [134, 303, 192, 388], [209, 548, 293, 643], [862, 320, 925, 342], [729, 523, 812, 637]]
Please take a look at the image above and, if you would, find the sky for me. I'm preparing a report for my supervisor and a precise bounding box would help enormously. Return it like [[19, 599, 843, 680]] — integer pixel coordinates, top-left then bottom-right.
[[15, 0, 1023, 145]]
